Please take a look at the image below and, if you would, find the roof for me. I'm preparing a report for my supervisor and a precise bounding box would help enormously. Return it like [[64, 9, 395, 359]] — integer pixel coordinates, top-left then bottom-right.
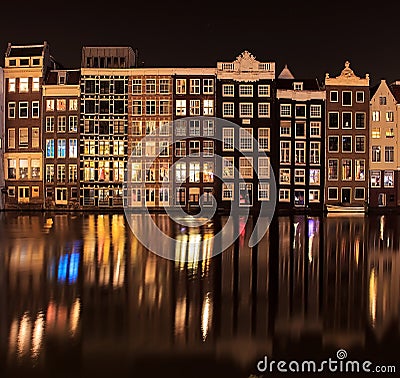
[[45, 70, 81, 85], [278, 64, 295, 79], [388, 81, 400, 103], [276, 77, 322, 90], [6, 42, 47, 58]]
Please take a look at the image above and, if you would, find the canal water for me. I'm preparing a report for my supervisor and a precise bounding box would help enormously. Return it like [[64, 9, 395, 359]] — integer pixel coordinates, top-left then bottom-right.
[[0, 211, 399, 377]]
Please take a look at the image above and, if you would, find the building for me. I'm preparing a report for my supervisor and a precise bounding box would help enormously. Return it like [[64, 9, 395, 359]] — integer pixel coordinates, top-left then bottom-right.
[[276, 65, 326, 213], [216, 51, 275, 213], [172, 70, 216, 211], [3, 42, 60, 209], [324, 61, 370, 211], [369, 80, 398, 209], [42, 69, 81, 209], [0, 67, 4, 210], [79, 46, 137, 208]]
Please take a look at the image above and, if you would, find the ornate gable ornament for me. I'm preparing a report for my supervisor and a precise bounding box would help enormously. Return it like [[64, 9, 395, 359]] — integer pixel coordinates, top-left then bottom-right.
[[216, 50, 275, 81], [325, 61, 369, 87]]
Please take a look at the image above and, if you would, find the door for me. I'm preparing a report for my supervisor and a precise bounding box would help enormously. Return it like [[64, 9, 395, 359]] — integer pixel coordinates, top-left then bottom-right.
[[341, 188, 351, 204]]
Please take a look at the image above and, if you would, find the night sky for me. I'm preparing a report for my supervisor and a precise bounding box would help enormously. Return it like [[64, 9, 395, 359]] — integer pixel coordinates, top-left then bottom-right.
[[1, 1, 399, 86]]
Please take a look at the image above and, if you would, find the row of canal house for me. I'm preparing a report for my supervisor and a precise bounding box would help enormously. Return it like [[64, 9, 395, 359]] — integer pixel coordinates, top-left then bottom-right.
[[1, 42, 400, 213]]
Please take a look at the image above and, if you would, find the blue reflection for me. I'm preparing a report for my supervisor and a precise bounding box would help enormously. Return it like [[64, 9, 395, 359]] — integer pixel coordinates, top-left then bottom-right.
[[50, 240, 82, 284]]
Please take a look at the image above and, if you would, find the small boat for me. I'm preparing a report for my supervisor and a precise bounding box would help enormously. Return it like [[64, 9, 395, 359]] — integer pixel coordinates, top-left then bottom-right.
[[325, 204, 366, 215]]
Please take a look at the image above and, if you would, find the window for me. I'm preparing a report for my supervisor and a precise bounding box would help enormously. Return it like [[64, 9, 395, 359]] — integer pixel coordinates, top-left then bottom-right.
[[385, 146, 394, 162], [379, 96, 387, 105], [58, 139, 66, 158], [293, 82, 303, 91], [294, 169, 305, 184], [294, 189, 305, 206], [342, 159, 352, 180], [386, 111, 394, 122], [258, 183, 270, 201], [309, 190, 320, 202], [19, 159, 28, 179], [223, 128, 234, 151], [159, 188, 169, 205], [258, 128, 270, 151], [239, 128, 253, 151], [342, 136, 352, 152], [239, 85, 253, 97], [69, 139, 78, 158], [222, 183, 234, 201], [132, 100, 142, 115], [328, 187, 338, 200], [132, 79, 142, 94], [280, 169, 290, 184], [159, 121, 170, 135], [280, 104, 291, 117], [239, 157, 253, 178], [203, 162, 214, 183], [19, 128, 28, 147], [203, 119, 214, 136], [145, 79, 156, 94], [46, 139, 54, 158], [328, 112, 339, 128], [175, 188, 186, 205], [279, 189, 290, 202], [189, 99, 201, 115], [295, 104, 306, 118], [190, 78, 200, 94], [8, 78, 16, 92], [355, 112, 366, 128], [258, 85, 270, 97], [175, 99, 186, 116], [69, 116, 78, 132], [31, 159, 41, 179], [45, 165, 54, 183], [145, 162, 156, 182], [239, 183, 252, 206], [372, 146, 381, 162], [189, 140, 200, 155], [258, 157, 270, 178], [330, 91, 338, 102], [57, 116, 67, 132], [223, 84, 234, 97], [57, 99, 66, 111], [175, 141, 186, 157], [203, 140, 214, 157], [258, 103, 270, 117], [342, 91, 352, 106], [57, 165, 66, 182], [159, 78, 170, 94], [189, 120, 201, 137], [203, 79, 214, 94], [83, 161, 95, 181], [280, 141, 291, 163], [32, 128, 39, 148], [355, 136, 365, 152], [84, 140, 96, 155], [8, 129, 15, 149], [372, 128, 381, 138], [114, 140, 125, 155], [295, 122, 306, 138], [239, 103, 253, 118], [203, 99, 214, 115], [7, 159, 16, 179], [18, 187, 30, 203], [175, 120, 186, 136], [189, 162, 201, 183], [356, 91, 364, 103], [310, 105, 321, 117], [328, 159, 338, 180], [146, 100, 156, 115], [280, 121, 291, 136], [372, 111, 380, 121], [310, 142, 320, 164], [175, 162, 186, 183], [131, 162, 142, 182], [176, 79, 186, 94], [355, 188, 365, 200], [370, 171, 381, 188], [223, 157, 234, 178], [223, 102, 234, 117], [386, 128, 395, 138], [355, 160, 365, 180], [19, 102, 28, 118], [342, 112, 352, 128], [328, 136, 339, 152], [8, 102, 16, 118], [295, 142, 305, 164], [384, 171, 394, 187], [132, 121, 142, 136], [19, 78, 29, 92], [32, 101, 40, 118], [69, 99, 78, 111], [309, 169, 320, 185], [159, 100, 170, 115]]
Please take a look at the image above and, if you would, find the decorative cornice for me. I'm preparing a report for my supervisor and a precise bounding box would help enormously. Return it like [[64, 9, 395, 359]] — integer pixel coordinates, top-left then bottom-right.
[[325, 61, 369, 87]]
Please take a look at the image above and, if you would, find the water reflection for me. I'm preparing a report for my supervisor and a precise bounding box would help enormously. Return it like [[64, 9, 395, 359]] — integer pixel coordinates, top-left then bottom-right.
[[0, 212, 399, 377]]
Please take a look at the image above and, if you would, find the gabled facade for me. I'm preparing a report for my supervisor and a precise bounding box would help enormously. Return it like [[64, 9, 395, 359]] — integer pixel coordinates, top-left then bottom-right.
[[276, 66, 326, 213], [0, 67, 4, 210], [369, 80, 398, 208], [324, 61, 370, 210], [216, 51, 275, 213], [3, 42, 59, 209], [42, 69, 81, 209]]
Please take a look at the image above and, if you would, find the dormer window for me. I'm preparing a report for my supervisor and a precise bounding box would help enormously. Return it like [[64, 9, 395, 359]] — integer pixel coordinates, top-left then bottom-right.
[[32, 58, 40, 66], [19, 58, 29, 66], [293, 82, 303, 91], [58, 72, 66, 85]]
